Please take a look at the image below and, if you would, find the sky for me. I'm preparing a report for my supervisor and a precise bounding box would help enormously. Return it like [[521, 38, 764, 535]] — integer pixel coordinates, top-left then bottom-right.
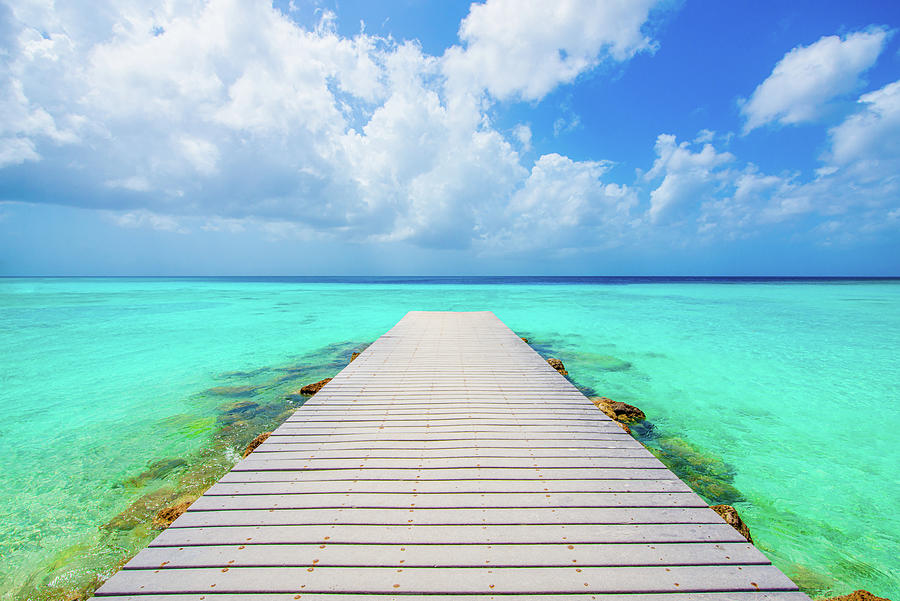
[[0, 0, 899, 276]]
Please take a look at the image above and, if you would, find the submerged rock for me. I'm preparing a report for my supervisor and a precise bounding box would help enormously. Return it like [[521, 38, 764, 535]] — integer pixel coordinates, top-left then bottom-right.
[[520, 337, 530, 343], [121, 457, 187, 488], [152, 498, 196, 529], [710, 504, 753, 543], [590, 396, 646, 422], [644, 436, 743, 505], [350, 352, 361, 362], [819, 591, 893, 601], [217, 367, 269, 379], [216, 400, 269, 427], [591, 354, 632, 371], [222, 400, 261, 415], [547, 358, 568, 376], [204, 385, 259, 397], [103, 486, 176, 531], [243, 431, 271, 458], [299, 378, 332, 395]]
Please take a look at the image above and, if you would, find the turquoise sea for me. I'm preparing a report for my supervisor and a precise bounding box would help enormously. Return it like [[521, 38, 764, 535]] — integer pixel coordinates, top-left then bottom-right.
[[0, 277, 898, 600]]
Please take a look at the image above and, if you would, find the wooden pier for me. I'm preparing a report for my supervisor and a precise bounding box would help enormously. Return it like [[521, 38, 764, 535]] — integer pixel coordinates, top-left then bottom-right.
[[96, 311, 809, 600]]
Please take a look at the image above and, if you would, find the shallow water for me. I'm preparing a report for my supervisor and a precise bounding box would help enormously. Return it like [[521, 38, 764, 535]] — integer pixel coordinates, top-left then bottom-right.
[[0, 277, 897, 599]]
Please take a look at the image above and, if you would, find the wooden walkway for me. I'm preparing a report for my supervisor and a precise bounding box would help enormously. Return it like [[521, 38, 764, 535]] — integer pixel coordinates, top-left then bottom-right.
[[96, 311, 809, 600]]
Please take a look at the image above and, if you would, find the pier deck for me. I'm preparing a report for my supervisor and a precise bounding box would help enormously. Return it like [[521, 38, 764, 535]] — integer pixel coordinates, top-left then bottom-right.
[[97, 311, 809, 600]]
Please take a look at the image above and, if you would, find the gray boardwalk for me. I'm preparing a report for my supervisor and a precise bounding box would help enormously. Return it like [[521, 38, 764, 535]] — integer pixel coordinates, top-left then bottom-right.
[[96, 311, 809, 600]]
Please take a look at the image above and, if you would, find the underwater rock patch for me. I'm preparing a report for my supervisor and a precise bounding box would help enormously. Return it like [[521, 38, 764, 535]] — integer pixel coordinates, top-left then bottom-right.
[[299, 377, 332, 395], [591, 354, 632, 371], [243, 431, 271, 458], [222, 400, 260, 415], [350, 352, 361, 361], [710, 504, 753, 543], [205, 384, 260, 397], [819, 591, 893, 601], [121, 457, 187, 488], [152, 498, 196, 530], [644, 436, 743, 505], [547, 358, 567, 376], [104, 487, 177, 531], [217, 367, 269, 379], [590, 396, 646, 422]]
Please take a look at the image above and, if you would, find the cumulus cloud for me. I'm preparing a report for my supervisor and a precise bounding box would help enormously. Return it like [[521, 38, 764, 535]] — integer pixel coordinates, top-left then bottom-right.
[[443, 0, 660, 101], [827, 79, 900, 172], [484, 153, 638, 254], [512, 124, 532, 151], [645, 135, 735, 223], [688, 84, 900, 241], [741, 28, 889, 132], [1, 0, 896, 260], [105, 209, 189, 234], [0, 0, 667, 252]]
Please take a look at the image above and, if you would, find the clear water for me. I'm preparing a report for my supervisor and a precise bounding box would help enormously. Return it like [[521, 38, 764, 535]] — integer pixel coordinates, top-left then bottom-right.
[[0, 277, 897, 599]]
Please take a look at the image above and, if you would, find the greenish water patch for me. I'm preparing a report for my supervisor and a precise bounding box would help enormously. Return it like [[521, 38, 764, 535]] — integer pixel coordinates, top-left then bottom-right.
[[5, 335, 366, 601]]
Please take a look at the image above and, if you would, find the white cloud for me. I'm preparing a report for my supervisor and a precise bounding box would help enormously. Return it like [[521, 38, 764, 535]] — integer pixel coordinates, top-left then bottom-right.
[[646, 134, 735, 223], [105, 175, 151, 192], [106, 209, 189, 233], [178, 136, 219, 176], [443, 0, 660, 101], [741, 28, 889, 132], [690, 90, 900, 239], [0, 136, 38, 167], [827, 79, 900, 172], [0, 0, 670, 252], [2, 0, 895, 259], [0, 72, 79, 167], [694, 129, 715, 143], [553, 114, 581, 137], [512, 124, 532, 151], [484, 153, 638, 254]]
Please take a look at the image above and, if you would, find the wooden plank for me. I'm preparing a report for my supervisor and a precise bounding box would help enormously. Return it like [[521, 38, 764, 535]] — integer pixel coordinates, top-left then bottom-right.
[[257, 439, 645, 450], [234, 457, 665, 470], [171, 507, 721, 527], [95, 565, 800, 595], [272, 426, 626, 435], [264, 432, 634, 442], [218, 467, 679, 482], [290, 408, 604, 415], [205, 479, 694, 495], [246, 447, 653, 458], [125, 541, 771, 568], [149, 523, 750, 546], [189, 491, 708, 510], [283, 418, 615, 426]]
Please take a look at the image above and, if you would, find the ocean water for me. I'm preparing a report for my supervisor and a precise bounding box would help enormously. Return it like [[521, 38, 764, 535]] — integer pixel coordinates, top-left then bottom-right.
[[0, 277, 897, 599]]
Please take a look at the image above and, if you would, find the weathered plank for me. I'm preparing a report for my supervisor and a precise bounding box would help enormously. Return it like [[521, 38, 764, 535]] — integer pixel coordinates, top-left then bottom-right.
[[148, 523, 754, 546], [126, 541, 770, 568], [233, 457, 665, 470], [218, 467, 677, 482], [189, 491, 708, 510], [205, 478, 693, 495], [244, 447, 654, 457], [97, 565, 800, 595]]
